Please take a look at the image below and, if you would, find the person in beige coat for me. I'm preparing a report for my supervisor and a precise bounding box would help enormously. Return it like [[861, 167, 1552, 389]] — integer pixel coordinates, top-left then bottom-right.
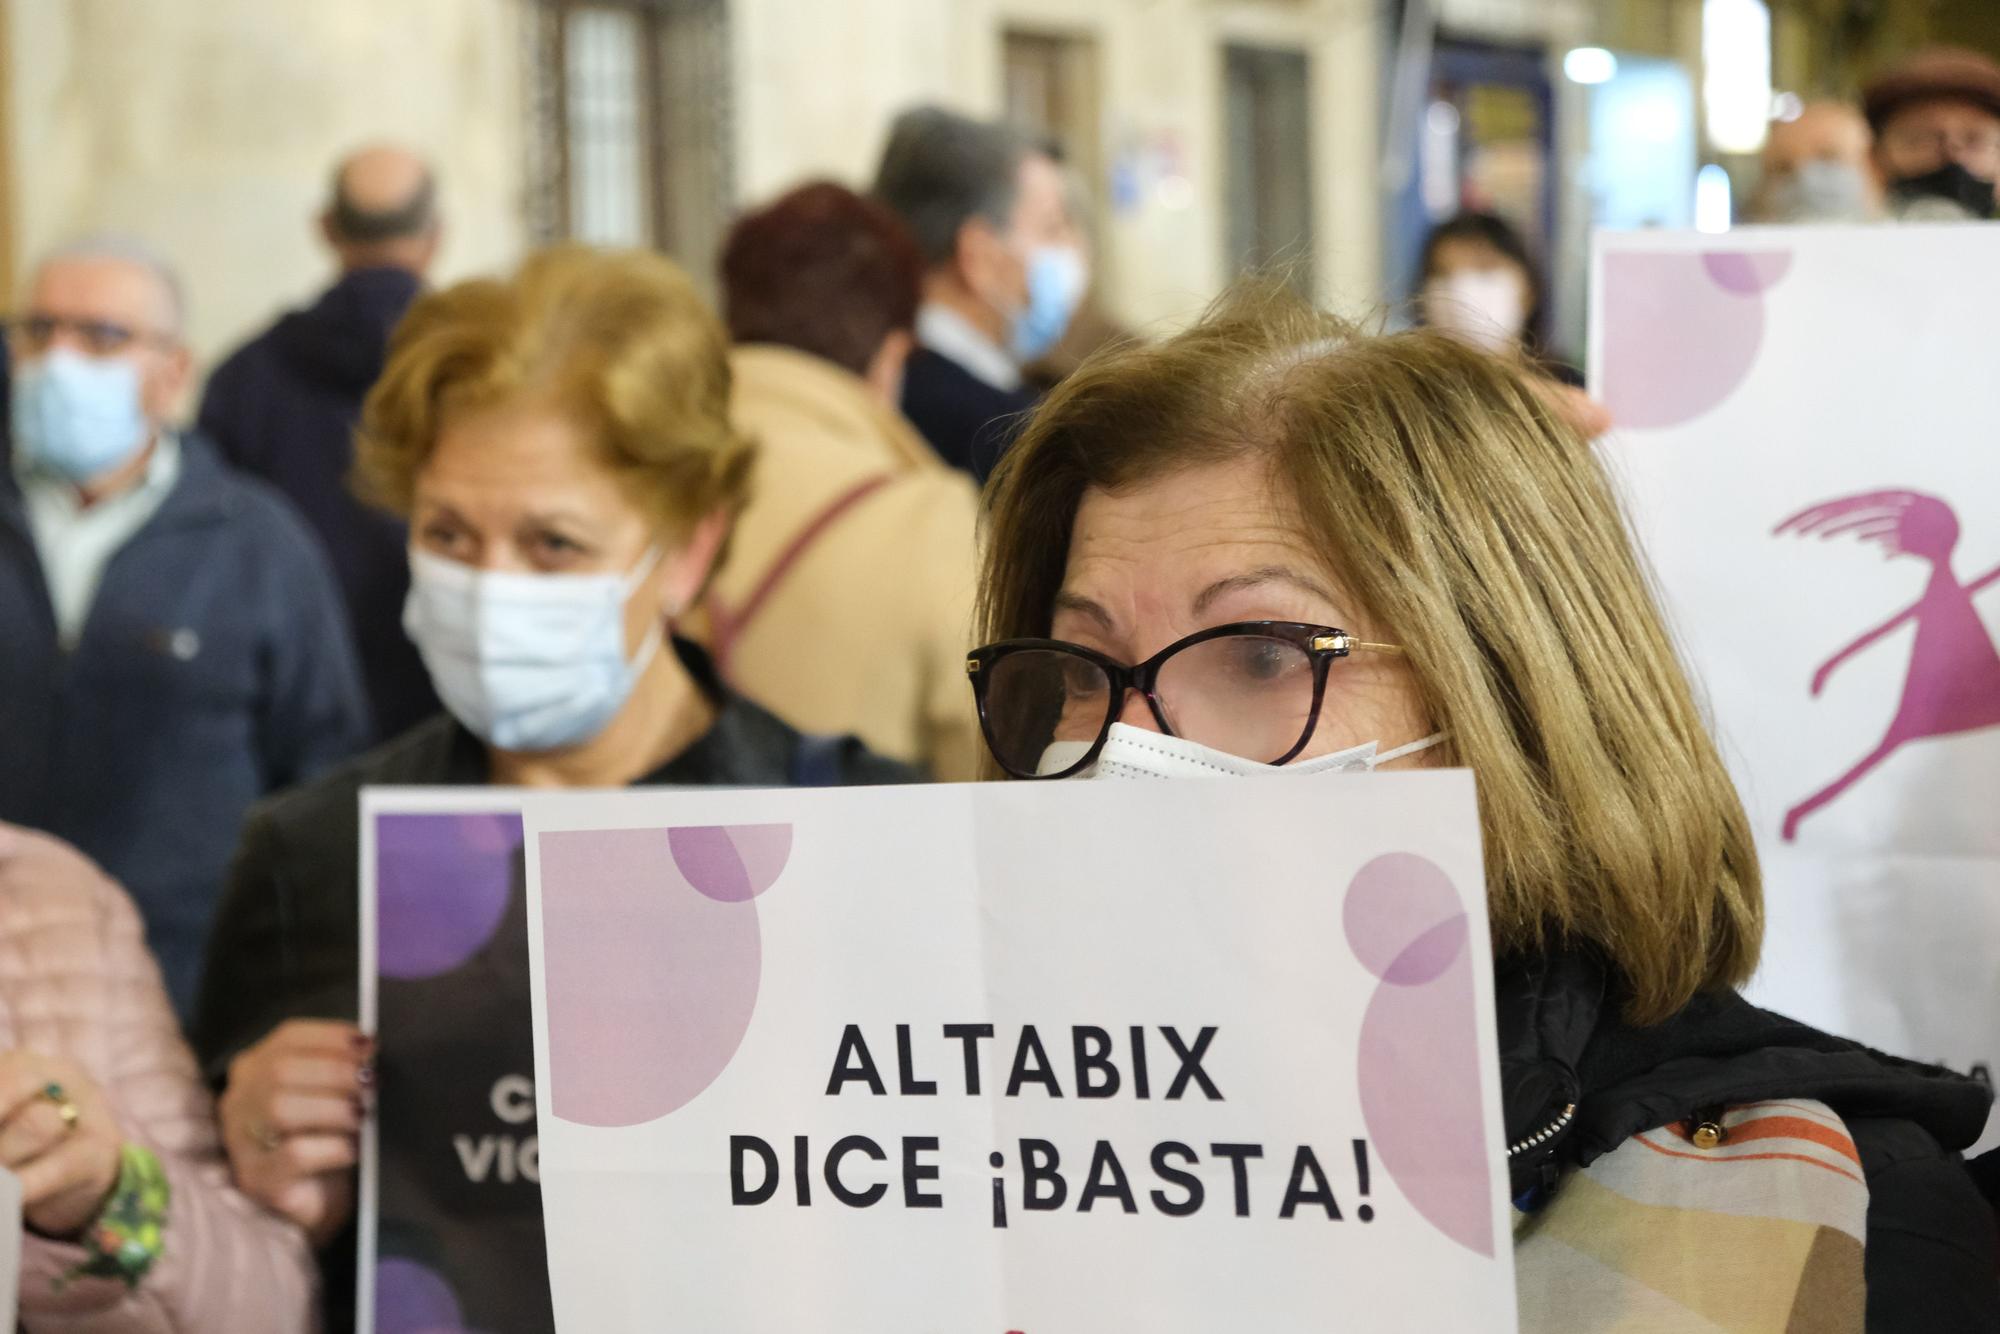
[[702, 180, 983, 781], [0, 822, 315, 1332]]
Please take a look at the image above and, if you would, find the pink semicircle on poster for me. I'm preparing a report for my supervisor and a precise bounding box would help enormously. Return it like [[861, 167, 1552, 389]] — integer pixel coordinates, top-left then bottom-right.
[[1344, 852, 1493, 1258], [1599, 249, 1792, 431], [538, 824, 791, 1128]]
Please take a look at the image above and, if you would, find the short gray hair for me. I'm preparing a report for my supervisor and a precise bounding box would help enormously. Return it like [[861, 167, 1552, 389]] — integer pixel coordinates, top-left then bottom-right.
[[872, 106, 1032, 267], [35, 234, 187, 336]]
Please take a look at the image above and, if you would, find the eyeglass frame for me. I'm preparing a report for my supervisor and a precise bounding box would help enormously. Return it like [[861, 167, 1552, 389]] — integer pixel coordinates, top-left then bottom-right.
[[6, 313, 180, 360], [965, 619, 1407, 781], [1879, 120, 2000, 170]]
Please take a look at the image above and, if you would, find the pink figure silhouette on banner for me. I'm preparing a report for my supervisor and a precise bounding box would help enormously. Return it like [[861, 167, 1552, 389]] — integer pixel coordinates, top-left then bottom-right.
[[1775, 489, 2000, 841]]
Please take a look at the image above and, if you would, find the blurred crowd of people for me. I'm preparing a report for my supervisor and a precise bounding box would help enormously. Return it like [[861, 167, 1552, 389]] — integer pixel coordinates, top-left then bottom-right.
[[0, 34, 1996, 1334]]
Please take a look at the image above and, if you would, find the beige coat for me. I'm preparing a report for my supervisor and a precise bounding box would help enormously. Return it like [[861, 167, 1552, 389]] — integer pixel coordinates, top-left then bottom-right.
[[0, 824, 317, 1332], [692, 345, 983, 782]]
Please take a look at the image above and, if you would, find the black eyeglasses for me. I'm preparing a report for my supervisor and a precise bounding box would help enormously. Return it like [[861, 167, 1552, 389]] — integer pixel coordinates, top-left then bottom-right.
[[6, 314, 176, 359], [965, 621, 1406, 780]]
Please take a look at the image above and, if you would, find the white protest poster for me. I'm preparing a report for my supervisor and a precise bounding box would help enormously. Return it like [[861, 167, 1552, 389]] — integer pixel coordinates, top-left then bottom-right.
[[0, 1166, 18, 1326], [1591, 226, 2000, 1146], [520, 776, 1515, 1332]]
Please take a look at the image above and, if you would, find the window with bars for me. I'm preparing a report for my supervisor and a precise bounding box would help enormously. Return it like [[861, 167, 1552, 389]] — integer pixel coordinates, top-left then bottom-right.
[[527, 0, 733, 294]]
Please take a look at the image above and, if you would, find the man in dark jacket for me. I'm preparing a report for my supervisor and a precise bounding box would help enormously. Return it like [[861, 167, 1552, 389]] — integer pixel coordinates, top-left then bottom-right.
[[1, 237, 371, 1018], [200, 144, 441, 740], [872, 107, 1087, 484]]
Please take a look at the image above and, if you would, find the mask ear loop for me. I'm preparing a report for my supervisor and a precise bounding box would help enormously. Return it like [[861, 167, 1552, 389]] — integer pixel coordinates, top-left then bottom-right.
[[625, 621, 666, 677], [620, 544, 666, 597], [620, 545, 670, 668], [1370, 731, 1447, 768]]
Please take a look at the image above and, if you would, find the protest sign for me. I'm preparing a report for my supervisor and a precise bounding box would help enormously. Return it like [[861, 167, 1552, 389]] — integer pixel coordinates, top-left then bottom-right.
[[1591, 226, 2000, 1148], [521, 775, 1514, 1332], [359, 792, 554, 1333], [0, 1167, 18, 1326]]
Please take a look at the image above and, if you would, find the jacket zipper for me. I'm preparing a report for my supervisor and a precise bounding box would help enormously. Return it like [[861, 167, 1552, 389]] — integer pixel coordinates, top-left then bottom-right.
[[1506, 1101, 1577, 1159]]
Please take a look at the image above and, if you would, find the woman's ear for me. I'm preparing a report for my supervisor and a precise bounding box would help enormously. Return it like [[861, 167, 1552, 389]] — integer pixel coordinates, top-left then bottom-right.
[[659, 508, 733, 619]]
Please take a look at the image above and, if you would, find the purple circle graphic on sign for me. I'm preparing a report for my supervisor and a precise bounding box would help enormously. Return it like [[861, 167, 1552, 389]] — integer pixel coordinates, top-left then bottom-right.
[[669, 823, 794, 902], [375, 1257, 466, 1333], [1344, 852, 1493, 1257], [539, 824, 793, 1127], [1599, 248, 1792, 431], [376, 813, 521, 980]]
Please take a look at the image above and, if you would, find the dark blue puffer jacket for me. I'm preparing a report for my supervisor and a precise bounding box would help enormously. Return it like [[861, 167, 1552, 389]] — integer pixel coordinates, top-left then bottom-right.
[[0, 432, 371, 1017]]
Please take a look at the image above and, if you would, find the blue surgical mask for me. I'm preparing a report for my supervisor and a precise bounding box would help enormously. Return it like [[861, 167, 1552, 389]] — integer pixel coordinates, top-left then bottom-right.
[[10, 348, 151, 483], [403, 546, 665, 752], [1008, 244, 1088, 364]]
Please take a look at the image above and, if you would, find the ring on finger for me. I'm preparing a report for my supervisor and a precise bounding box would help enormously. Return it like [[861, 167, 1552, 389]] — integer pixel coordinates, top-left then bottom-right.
[[40, 1081, 79, 1133], [247, 1119, 282, 1152]]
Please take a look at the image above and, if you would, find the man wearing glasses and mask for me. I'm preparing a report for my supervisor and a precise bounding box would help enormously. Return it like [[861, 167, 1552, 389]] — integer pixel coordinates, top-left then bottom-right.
[[1865, 46, 2000, 222], [0, 237, 369, 1020]]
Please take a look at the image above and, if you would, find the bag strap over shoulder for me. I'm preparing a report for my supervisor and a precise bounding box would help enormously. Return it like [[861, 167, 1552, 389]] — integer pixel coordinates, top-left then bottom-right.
[[707, 473, 896, 675]]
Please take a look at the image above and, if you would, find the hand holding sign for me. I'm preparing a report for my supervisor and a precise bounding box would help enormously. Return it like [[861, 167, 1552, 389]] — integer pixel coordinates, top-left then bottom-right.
[[219, 1019, 367, 1245]]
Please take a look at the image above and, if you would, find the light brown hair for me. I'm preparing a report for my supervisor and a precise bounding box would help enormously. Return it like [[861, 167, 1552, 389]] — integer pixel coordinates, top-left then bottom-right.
[[356, 244, 752, 534], [977, 287, 1762, 1024]]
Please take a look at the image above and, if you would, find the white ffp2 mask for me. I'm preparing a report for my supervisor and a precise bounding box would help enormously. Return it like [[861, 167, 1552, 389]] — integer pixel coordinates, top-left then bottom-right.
[[1423, 271, 1526, 354], [1042, 722, 1445, 780]]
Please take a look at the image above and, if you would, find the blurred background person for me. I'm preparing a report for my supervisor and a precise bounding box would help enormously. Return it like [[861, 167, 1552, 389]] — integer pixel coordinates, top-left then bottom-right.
[[0, 823, 316, 1331], [1751, 101, 1884, 223], [1416, 210, 1568, 376], [703, 180, 983, 781], [1864, 46, 2000, 220], [200, 143, 443, 740], [1022, 153, 1133, 394], [194, 245, 912, 1330], [1416, 211, 1610, 436], [873, 106, 1087, 482], [0, 237, 369, 1020]]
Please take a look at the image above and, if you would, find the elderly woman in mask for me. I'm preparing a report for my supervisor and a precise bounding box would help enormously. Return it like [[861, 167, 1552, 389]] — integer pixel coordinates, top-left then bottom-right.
[[964, 292, 1998, 1331], [193, 246, 909, 1327]]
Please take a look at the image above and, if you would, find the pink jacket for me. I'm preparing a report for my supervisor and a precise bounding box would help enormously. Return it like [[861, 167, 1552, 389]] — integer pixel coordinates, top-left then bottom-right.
[[0, 825, 316, 1332]]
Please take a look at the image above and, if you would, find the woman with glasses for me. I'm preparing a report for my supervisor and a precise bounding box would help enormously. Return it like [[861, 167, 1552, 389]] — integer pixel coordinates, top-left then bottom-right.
[[966, 290, 1998, 1330]]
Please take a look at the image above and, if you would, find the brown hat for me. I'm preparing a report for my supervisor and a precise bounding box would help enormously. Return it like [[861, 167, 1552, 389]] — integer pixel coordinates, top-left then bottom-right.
[[1863, 46, 2000, 131]]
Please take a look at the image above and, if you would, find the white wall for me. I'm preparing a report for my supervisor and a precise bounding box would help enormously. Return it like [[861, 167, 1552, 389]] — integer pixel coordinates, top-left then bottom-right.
[[4, 0, 530, 368], [3, 0, 1387, 364], [731, 0, 1383, 331]]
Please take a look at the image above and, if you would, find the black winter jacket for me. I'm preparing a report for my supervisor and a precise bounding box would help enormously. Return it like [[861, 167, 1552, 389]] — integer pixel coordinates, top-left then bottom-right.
[[1501, 950, 1998, 1332], [198, 266, 436, 739]]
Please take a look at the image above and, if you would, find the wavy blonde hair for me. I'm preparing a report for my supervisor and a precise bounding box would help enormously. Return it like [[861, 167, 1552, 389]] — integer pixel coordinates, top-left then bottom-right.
[[977, 288, 1761, 1024], [356, 244, 752, 534]]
